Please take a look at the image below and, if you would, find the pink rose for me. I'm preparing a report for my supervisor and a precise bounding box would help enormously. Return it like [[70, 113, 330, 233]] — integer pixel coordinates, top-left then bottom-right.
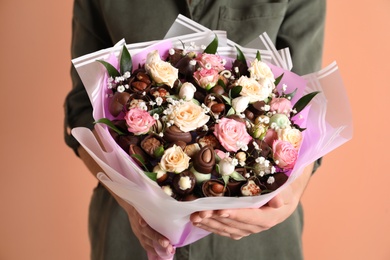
[[263, 129, 278, 146], [196, 53, 225, 71], [124, 108, 156, 135], [269, 97, 292, 114], [272, 140, 298, 170], [193, 68, 219, 89], [214, 118, 252, 152]]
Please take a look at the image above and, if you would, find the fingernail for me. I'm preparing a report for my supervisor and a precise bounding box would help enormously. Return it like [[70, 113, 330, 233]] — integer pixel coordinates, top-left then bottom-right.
[[219, 213, 229, 218], [194, 222, 202, 227]]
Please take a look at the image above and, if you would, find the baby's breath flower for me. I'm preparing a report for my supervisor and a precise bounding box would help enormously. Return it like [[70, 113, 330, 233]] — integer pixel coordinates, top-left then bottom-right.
[[156, 97, 163, 106], [117, 85, 125, 93]]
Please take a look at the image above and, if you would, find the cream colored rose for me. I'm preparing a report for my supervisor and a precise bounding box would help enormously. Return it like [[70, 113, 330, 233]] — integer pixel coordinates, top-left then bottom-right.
[[236, 76, 273, 103], [249, 59, 275, 81], [168, 101, 210, 132], [159, 145, 191, 173], [277, 128, 303, 149], [232, 96, 250, 114], [145, 50, 178, 88]]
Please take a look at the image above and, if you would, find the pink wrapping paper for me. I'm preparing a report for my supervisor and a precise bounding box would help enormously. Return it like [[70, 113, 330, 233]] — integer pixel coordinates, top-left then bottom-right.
[[71, 20, 352, 260]]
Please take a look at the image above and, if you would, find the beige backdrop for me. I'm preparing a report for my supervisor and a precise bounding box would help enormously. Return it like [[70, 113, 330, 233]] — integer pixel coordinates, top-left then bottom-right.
[[0, 1, 389, 259]]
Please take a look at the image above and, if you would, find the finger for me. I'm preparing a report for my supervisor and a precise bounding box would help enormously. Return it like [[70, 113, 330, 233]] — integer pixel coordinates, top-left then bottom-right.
[[195, 216, 257, 238], [190, 210, 214, 223], [214, 207, 279, 230], [196, 219, 251, 240]]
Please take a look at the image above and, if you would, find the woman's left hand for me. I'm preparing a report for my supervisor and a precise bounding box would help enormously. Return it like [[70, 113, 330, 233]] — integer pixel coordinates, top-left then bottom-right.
[[190, 163, 314, 240]]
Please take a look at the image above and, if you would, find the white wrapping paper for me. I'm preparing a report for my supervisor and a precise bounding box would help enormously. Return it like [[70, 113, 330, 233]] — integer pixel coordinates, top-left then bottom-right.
[[71, 15, 353, 259]]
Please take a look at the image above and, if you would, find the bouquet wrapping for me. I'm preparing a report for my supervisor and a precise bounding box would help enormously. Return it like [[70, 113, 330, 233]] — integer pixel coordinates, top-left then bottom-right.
[[71, 15, 353, 260]]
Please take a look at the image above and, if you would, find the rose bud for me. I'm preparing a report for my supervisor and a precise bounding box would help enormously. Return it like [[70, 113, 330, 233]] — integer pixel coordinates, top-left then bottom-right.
[[218, 157, 236, 177], [179, 82, 197, 101], [232, 96, 250, 114]]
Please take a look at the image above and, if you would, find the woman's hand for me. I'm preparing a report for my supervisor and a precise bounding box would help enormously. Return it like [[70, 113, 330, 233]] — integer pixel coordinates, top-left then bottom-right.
[[78, 143, 174, 258], [190, 163, 313, 240], [112, 193, 175, 258]]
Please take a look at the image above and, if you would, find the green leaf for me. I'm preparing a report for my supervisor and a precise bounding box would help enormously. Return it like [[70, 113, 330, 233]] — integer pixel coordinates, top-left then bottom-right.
[[231, 171, 246, 181], [221, 95, 232, 105], [226, 107, 235, 116], [94, 118, 126, 135], [97, 60, 121, 78], [131, 154, 146, 166], [144, 171, 157, 181], [203, 35, 218, 54], [293, 91, 320, 114], [217, 79, 226, 89], [153, 146, 165, 158], [222, 175, 230, 186], [284, 88, 297, 100], [120, 45, 132, 74], [230, 85, 242, 98], [274, 73, 284, 87], [235, 46, 247, 64], [256, 50, 262, 61]]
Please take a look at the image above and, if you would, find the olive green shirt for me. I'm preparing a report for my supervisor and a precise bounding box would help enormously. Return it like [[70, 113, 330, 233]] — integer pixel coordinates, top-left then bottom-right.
[[64, 0, 325, 259]]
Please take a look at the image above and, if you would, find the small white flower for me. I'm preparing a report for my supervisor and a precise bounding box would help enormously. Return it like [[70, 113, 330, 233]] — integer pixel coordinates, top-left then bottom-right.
[[123, 71, 131, 78], [267, 176, 275, 184], [156, 97, 163, 106], [117, 85, 125, 93]]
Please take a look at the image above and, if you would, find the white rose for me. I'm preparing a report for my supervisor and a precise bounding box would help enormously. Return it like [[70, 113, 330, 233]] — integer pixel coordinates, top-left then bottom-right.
[[236, 76, 273, 103], [232, 96, 250, 114], [249, 59, 275, 81], [218, 157, 235, 176], [277, 128, 303, 149], [179, 82, 197, 101], [168, 101, 210, 132], [145, 50, 178, 88], [159, 145, 191, 173]]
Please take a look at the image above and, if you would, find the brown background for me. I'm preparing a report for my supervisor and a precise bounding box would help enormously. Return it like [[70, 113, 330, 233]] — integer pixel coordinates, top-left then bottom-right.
[[0, 1, 389, 259]]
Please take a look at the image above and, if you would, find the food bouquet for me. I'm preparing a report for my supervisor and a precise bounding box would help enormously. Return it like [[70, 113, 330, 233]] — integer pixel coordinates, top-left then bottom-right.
[[71, 15, 352, 260]]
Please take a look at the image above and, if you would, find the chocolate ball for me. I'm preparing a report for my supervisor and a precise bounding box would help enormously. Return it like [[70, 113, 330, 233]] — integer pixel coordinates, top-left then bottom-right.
[[202, 179, 228, 197], [109, 92, 131, 117]]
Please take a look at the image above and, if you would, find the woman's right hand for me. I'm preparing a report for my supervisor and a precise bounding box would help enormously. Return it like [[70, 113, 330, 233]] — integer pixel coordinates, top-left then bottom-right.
[[113, 193, 175, 258]]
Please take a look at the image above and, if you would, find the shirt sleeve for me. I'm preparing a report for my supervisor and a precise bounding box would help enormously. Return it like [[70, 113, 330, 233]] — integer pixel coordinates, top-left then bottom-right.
[[276, 0, 326, 75], [64, 0, 112, 156], [276, 0, 326, 172]]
